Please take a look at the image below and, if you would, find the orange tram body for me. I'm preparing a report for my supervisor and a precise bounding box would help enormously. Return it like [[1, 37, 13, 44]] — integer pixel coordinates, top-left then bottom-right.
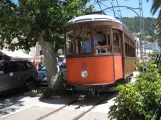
[[65, 12, 136, 93]]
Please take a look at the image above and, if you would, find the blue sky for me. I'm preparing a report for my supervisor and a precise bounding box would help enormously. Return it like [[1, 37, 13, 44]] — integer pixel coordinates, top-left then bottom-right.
[[12, 0, 158, 18], [88, 0, 159, 18]]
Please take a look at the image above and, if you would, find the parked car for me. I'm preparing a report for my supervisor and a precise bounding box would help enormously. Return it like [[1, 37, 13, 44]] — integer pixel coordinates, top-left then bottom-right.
[[37, 62, 66, 85], [0, 60, 38, 92], [37, 65, 47, 85]]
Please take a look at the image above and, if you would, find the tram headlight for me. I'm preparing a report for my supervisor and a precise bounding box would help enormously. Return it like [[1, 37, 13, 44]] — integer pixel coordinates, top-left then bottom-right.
[[80, 70, 88, 78]]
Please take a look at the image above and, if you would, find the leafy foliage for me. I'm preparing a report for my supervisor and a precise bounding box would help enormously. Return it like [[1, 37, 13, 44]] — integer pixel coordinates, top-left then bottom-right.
[[0, 0, 94, 89], [0, 0, 93, 52], [108, 61, 161, 120], [136, 60, 156, 72]]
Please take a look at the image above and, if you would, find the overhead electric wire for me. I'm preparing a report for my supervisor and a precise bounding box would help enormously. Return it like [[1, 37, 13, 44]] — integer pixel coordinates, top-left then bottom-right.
[[111, 2, 116, 18], [97, 0, 103, 12], [98, 0, 122, 19], [116, 0, 123, 21]]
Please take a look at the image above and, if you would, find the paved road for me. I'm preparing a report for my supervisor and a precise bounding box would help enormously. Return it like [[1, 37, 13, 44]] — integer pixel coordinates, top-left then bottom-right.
[[0, 92, 116, 120]]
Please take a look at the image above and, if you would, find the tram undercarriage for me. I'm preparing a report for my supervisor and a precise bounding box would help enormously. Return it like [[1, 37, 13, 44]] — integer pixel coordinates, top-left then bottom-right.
[[66, 74, 133, 96]]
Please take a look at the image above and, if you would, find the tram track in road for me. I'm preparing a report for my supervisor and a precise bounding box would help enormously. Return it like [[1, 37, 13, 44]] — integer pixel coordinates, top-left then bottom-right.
[[37, 99, 78, 120], [72, 93, 110, 120], [36, 93, 111, 120]]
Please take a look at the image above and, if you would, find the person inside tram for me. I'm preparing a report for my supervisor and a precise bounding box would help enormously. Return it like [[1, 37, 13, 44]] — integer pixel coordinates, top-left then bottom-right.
[[81, 32, 99, 53]]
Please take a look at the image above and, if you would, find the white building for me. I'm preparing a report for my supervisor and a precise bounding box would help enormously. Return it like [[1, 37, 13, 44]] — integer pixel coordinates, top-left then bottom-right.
[[136, 38, 160, 58]]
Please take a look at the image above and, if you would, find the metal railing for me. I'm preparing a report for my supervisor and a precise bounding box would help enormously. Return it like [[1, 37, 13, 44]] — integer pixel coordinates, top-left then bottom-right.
[[95, 45, 121, 54], [95, 45, 112, 54]]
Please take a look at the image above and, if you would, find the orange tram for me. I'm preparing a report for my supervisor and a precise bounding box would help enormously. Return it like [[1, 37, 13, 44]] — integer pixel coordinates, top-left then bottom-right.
[[65, 12, 136, 94]]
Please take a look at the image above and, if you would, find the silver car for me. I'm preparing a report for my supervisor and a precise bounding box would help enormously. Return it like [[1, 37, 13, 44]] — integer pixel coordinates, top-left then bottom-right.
[[0, 60, 38, 92]]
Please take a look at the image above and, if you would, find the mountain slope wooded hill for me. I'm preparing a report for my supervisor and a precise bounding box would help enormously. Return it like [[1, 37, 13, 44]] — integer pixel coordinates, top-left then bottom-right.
[[121, 17, 157, 41]]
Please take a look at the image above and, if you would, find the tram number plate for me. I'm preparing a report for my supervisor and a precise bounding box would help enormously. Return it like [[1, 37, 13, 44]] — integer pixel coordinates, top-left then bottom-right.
[[82, 62, 87, 68]]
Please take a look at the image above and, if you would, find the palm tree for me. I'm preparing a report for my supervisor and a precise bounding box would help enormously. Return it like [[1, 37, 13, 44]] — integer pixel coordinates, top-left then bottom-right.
[[147, 1, 161, 120], [147, 0, 161, 47]]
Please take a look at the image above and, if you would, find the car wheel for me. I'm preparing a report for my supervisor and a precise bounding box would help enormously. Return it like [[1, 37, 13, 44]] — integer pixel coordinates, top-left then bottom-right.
[[25, 80, 36, 91]]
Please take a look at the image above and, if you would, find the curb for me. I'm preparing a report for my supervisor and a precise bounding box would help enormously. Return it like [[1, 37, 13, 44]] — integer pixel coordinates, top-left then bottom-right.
[[24, 92, 42, 97]]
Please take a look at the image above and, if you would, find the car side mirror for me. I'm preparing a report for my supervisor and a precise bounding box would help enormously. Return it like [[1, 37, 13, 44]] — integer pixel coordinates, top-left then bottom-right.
[[0, 71, 4, 75]]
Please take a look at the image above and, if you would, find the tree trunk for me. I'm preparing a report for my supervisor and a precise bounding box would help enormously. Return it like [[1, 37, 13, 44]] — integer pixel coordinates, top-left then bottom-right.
[[156, 106, 161, 120], [38, 32, 62, 91]]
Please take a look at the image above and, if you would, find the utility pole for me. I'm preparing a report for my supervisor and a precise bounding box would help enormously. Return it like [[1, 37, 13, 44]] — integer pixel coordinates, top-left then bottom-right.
[[139, 0, 144, 60]]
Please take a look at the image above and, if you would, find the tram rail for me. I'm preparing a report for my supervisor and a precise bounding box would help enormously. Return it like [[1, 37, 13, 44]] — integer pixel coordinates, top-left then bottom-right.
[[73, 94, 110, 120], [36, 93, 111, 120], [37, 99, 78, 120]]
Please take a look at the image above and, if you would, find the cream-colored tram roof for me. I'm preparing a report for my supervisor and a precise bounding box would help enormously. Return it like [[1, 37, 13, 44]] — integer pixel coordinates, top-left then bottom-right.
[[66, 14, 129, 32], [67, 14, 122, 25]]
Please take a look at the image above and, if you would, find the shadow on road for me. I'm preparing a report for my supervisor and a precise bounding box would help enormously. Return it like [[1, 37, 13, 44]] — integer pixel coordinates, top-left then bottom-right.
[[39, 91, 118, 107], [0, 88, 27, 117]]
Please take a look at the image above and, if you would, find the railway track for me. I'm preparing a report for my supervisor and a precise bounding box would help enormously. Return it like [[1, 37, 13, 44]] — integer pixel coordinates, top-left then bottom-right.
[[37, 99, 78, 120], [36, 93, 110, 120], [73, 94, 110, 120]]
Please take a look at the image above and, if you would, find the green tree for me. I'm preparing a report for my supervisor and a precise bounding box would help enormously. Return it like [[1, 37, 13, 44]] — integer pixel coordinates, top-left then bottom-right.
[[0, 0, 93, 90]]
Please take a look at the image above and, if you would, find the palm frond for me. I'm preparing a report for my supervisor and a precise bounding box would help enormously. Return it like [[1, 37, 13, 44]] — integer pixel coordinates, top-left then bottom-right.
[[156, 9, 161, 47], [151, 0, 161, 15]]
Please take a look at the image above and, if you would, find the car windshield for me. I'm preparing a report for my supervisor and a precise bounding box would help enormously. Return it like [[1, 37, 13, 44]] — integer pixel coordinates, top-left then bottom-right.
[[39, 66, 46, 71]]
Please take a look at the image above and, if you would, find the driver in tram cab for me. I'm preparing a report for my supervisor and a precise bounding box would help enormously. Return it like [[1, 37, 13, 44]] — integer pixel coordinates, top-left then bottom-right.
[[81, 32, 99, 53]]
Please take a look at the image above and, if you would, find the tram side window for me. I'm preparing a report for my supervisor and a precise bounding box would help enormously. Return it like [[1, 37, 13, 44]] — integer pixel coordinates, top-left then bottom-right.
[[113, 33, 119, 46], [94, 27, 109, 46], [125, 43, 128, 56], [94, 26, 112, 54], [113, 31, 120, 53], [66, 31, 74, 55], [125, 38, 136, 57]]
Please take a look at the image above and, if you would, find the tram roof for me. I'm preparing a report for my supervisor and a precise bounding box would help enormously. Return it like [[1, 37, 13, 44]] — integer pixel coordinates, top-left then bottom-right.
[[67, 14, 122, 25]]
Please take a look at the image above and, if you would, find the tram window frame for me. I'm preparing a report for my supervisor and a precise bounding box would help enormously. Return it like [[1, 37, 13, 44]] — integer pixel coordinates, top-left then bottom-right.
[[124, 35, 136, 57], [94, 25, 112, 54], [113, 30, 121, 53], [75, 27, 93, 54], [66, 31, 74, 55], [125, 35, 131, 57], [94, 26, 109, 46]]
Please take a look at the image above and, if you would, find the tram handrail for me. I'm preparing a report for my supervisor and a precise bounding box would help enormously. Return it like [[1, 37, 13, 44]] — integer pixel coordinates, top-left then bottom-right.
[[94, 45, 121, 54]]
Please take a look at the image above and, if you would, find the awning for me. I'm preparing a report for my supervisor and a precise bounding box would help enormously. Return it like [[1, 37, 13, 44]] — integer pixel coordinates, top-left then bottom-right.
[[0, 50, 34, 59]]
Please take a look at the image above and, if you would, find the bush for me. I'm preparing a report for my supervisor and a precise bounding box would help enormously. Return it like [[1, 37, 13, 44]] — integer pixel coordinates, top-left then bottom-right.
[[108, 61, 161, 120], [136, 60, 156, 72]]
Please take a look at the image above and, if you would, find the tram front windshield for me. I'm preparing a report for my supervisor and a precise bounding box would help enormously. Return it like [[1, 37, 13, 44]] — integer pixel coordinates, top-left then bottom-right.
[[66, 27, 112, 56]]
